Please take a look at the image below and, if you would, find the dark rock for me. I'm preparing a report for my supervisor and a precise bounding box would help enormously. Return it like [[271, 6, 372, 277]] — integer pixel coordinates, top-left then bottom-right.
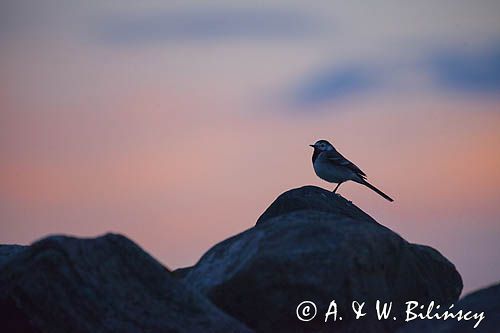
[[172, 266, 193, 279], [398, 282, 500, 333], [0, 234, 251, 333], [256, 185, 378, 225], [183, 186, 463, 333], [0, 244, 26, 269]]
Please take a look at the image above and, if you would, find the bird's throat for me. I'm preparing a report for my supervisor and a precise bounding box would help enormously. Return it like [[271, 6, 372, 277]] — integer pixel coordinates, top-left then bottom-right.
[[312, 149, 321, 164]]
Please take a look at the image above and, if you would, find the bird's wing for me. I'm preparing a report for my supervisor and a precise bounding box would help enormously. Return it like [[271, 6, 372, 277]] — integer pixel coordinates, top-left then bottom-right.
[[323, 150, 367, 178]]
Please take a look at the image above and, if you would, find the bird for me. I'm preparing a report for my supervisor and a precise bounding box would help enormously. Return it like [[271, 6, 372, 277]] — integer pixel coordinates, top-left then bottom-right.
[[310, 139, 394, 202]]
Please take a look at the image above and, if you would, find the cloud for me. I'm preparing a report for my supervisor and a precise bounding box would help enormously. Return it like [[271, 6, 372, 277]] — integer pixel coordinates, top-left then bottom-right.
[[428, 45, 500, 93], [290, 66, 378, 106], [287, 43, 500, 109], [95, 8, 317, 44]]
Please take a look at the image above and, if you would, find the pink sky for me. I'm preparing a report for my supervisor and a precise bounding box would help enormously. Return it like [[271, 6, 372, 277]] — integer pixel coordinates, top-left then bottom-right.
[[1, 1, 500, 294]]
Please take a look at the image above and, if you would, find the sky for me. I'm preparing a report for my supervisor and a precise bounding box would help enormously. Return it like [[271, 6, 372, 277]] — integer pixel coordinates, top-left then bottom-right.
[[1, 1, 499, 294]]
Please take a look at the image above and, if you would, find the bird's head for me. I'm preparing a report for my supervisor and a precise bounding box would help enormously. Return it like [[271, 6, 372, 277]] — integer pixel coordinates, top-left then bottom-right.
[[309, 140, 334, 152]]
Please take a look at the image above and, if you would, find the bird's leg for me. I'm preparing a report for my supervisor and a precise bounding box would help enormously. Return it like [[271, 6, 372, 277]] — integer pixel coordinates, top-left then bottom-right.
[[332, 182, 342, 193]]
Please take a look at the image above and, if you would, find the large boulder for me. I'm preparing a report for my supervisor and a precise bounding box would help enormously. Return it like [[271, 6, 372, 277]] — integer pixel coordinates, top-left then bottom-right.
[[0, 234, 251, 333], [398, 282, 500, 333], [182, 186, 463, 333], [256, 185, 379, 226], [0, 244, 26, 268]]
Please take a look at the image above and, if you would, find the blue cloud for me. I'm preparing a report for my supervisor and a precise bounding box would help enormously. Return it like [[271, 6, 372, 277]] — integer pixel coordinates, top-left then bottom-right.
[[290, 44, 500, 109], [291, 66, 377, 106], [95, 8, 316, 44], [428, 46, 500, 92]]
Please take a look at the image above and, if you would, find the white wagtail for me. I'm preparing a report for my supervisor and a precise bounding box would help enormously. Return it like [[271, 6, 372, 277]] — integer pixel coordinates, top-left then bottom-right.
[[310, 139, 394, 202]]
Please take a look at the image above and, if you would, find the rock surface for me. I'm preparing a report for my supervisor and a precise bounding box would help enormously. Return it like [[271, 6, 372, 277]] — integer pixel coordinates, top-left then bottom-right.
[[182, 186, 463, 333], [398, 282, 500, 333], [256, 185, 379, 226], [0, 244, 26, 268], [0, 234, 251, 333]]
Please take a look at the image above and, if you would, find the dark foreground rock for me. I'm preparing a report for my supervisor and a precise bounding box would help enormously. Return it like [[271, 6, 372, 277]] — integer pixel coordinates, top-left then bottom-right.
[[182, 186, 463, 333], [256, 185, 379, 225], [0, 244, 26, 268], [398, 282, 500, 333], [0, 234, 251, 333]]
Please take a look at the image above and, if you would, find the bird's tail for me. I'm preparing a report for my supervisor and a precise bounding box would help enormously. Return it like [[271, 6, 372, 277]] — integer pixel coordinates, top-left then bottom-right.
[[360, 179, 394, 202]]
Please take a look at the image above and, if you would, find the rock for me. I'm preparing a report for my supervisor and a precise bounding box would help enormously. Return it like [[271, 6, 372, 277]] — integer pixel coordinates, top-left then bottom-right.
[[0, 244, 26, 269], [183, 186, 463, 333], [0, 234, 251, 333], [256, 185, 379, 226], [398, 282, 500, 333], [172, 266, 193, 279]]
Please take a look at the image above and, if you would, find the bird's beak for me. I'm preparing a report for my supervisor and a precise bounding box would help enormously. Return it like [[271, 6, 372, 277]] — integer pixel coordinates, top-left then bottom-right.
[[309, 144, 315, 148]]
